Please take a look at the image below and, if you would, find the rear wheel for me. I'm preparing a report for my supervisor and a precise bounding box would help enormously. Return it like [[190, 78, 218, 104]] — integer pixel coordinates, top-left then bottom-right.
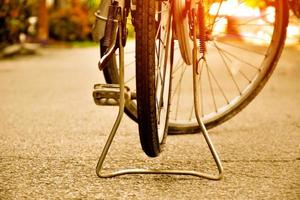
[[169, 0, 289, 133], [102, 0, 288, 134]]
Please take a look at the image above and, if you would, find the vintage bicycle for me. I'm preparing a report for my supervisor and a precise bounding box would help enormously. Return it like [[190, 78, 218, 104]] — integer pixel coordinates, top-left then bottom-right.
[[92, 0, 289, 179]]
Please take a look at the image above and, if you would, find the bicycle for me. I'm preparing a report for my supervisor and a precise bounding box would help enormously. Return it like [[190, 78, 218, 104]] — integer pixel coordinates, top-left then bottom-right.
[[92, 0, 289, 179]]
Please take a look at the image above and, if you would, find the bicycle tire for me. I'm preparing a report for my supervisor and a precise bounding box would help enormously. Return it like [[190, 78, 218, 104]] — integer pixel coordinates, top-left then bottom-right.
[[134, 1, 172, 157]]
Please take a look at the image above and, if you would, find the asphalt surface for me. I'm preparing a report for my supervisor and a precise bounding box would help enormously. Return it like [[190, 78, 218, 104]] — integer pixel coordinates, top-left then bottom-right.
[[0, 45, 299, 199]]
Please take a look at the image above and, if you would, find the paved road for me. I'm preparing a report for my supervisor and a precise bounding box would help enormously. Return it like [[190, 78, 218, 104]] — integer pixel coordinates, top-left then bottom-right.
[[0, 45, 299, 199]]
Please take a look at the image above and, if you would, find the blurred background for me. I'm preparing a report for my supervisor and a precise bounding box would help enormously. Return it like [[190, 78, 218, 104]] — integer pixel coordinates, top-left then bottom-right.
[[0, 0, 102, 57], [0, 1, 299, 199], [0, 0, 299, 58]]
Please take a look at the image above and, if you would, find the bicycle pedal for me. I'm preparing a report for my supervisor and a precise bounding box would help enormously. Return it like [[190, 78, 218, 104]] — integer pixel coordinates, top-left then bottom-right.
[[93, 84, 131, 106]]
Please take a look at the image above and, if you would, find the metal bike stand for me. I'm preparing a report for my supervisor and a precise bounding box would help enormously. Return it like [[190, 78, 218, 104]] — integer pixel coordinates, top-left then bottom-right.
[[94, 15, 223, 180]]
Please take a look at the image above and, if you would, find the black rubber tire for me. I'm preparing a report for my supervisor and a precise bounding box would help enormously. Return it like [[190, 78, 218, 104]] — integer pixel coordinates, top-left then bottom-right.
[[135, 1, 171, 157]]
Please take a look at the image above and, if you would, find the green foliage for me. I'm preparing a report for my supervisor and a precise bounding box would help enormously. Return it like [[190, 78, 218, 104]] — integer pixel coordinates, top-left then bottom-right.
[[0, 0, 32, 48], [86, 0, 101, 9], [70, 40, 97, 47], [127, 22, 135, 39], [0, 0, 135, 46], [49, 6, 91, 41]]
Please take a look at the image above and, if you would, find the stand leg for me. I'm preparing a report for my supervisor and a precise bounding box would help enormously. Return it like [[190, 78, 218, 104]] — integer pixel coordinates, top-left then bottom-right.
[[96, 18, 126, 178], [95, 10, 223, 180]]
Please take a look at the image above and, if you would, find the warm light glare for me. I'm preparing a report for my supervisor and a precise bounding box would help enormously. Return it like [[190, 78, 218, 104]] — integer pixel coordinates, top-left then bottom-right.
[[265, 7, 275, 23], [286, 25, 300, 45], [212, 17, 228, 36], [209, 0, 283, 45], [209, 0, 260, 17]]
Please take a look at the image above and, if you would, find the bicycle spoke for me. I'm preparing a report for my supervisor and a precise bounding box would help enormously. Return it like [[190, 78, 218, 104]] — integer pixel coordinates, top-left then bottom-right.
[[204, 60, 218, 112], [156, 96, 161, 120], [172, 59, 185, 75], [155, 2, 171, 122], [209, 0, 224, 32], [156, 38, 167, 93], [235, 12, 275, 28], [171, 64, 187, 100], [215, 40, 266, 56], [208, 0, 244, 27], [174, 68, 182, 120], [214, 33, 272, 42], [228, 23, 275, 27], [219, 48, 256, 83], [172, 64, 188, 120], [155, 21, 163, 40], [213, 42, 242, 94], [240, 70, 252, 83], [212, 41, 261, 71], [205, 60, 230, 104]]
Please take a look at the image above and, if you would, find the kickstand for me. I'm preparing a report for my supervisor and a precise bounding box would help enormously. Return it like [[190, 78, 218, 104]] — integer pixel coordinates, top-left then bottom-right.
[[95, 12, 223, 180]]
